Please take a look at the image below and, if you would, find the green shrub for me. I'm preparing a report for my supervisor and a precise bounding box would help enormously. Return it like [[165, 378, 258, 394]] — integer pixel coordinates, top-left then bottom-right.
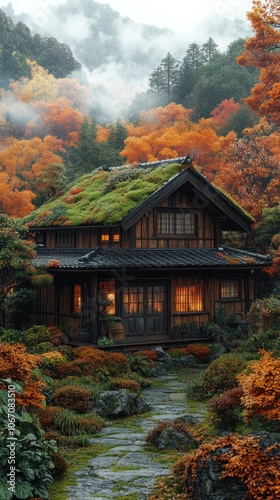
[[0, 379, 56, 500], [239, 329, 280, 356], [200, 353, 247, 396], [247, 297, 280, 332], [25, 325, 52, 349], [0, 328, 27, 345], [128, 354, 151, 376], [51, 385, 92, 413]]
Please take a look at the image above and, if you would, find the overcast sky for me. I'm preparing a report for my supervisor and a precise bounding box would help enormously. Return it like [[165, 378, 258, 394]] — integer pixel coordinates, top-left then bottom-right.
[[0, 0, 254, 119], [1, 0, 253, 32]]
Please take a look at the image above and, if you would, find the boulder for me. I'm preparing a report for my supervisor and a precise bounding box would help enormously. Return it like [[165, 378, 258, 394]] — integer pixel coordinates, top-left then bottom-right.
[[94, 390, 151, 419], [154, 347, 173, 370], [184, 432, 280, 500], [157, 427, 195, 451], [150, 362, 167, 377]]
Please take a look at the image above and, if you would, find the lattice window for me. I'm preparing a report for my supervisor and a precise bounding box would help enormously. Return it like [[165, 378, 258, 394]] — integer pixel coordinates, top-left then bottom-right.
[[220, 280, 239, 299], [157, 211, 196, 236], [175, 285, 204, 312]]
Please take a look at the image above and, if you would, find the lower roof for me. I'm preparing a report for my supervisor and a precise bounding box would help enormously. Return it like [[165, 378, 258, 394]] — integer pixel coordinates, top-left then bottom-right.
[[35, 246, 270, 270]]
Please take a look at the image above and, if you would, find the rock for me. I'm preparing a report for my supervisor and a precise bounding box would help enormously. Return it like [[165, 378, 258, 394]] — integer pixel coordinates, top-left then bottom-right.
[[157, 427, 194, 451], [94, 390, 151, 419], [154, 346, 173, 370], [150, 362, 167, 377], [184, 431, 280, 499], [174, 415, 200, 426], [172, 354, 197, 367]]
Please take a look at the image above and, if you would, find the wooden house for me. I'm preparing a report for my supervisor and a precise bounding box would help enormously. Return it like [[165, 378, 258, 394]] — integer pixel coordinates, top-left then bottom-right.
[[27, 159, 270, 344]]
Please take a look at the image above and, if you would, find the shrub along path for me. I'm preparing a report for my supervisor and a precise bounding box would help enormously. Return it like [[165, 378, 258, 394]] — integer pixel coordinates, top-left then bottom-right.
[[65, 369, 206, 500]]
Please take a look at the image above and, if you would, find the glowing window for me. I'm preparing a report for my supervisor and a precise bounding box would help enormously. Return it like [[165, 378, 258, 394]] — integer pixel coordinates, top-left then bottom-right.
[[175, 286, 204, 312], [113, 233, 120, 242], [101, 233, 110, 242], [73, 285, 82, 313], [99, 281, 116, 315], [220, 280, 239, 299]]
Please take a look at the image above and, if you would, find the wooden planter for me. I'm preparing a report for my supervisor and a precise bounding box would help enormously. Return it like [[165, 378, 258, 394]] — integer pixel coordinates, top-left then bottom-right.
[[109, 323, 125, 340]]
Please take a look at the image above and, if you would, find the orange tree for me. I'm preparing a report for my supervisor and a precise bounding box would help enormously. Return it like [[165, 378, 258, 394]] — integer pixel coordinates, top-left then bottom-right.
[[0, 343, 45, 408], [237, 0, 280, 126], [237, 350, 280, 422]]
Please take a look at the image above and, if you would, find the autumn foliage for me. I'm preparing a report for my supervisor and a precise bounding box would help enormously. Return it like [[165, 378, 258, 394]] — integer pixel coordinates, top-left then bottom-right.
[[237, 0, 280, 126], [0, 343, 45, 408], [173, 433, 280, 499], [237, 350, 280, 422]]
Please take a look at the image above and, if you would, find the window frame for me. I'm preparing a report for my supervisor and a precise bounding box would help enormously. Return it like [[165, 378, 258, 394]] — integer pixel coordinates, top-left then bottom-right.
[[174, 285, 205, 313], [220, 279, 240, 300], [99, 228, 121, 246], [156, 208, 198, 238], [98, 280, 117, 315], [72, 284, 82, 314]]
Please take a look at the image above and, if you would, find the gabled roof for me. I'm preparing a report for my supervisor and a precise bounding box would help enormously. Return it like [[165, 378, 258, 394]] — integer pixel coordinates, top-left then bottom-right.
[[25, 160, 254, 231], [121, 166, 254, 232], [34, 247, 270, 270]]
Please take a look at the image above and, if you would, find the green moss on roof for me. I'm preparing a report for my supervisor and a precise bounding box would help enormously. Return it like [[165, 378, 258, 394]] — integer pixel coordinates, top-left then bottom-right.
[[25, 163, 186, 227], [213, 184, 255, 223], [24, 162, 254, 228]]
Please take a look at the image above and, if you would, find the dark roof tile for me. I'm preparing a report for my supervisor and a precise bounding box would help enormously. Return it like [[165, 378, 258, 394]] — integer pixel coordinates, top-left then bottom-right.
[[34, 247, 270, 270]]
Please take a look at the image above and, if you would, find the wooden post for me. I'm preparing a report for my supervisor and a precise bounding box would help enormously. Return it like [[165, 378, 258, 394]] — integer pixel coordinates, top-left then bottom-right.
[[89, 274, 98, 344]]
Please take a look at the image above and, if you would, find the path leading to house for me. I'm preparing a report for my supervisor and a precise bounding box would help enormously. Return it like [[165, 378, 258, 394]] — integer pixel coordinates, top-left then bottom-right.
[[66, 370, 206, 500]]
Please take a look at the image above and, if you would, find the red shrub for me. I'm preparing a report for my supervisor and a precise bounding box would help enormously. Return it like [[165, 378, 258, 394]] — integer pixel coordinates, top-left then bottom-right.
[[51, 385, 92, 413], [184, 344, 211, 363], [74, 346, 107, 368], [47, 326, 67, 346], [109, 378, 141, 392], [208, 387, 244, 430], [135, 350, 159, 362], [37, 406, 62, 429], [77, 418, 103, 433], [104, 352, 129, 375]]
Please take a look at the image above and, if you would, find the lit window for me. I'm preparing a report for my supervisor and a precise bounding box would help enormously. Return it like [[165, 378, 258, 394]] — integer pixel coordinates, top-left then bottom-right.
[[113, 233, 120, 242], [99, 281, 116, 314], [101, 233, 110, 242], [157, 211, 196, 236], [175, 286, 204, 312], [73, 285, 82, 313], [220, 280, 239, 299]]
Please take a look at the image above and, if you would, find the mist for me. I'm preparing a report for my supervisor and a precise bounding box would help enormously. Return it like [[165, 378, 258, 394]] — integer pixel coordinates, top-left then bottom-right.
[[2, 0, 252, 120]]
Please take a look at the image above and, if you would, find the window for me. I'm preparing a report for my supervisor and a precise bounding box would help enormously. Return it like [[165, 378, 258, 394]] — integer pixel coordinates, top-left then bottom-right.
[[99, 281, 116, 314], [100, 230, 120, 246], [101, 233, 110, 242], [220, 280, 239, 299], [157, 211, 196, 236], [73, 285, 82, 313], [55, 230, 75, 247], [175, 286, 204, 312]]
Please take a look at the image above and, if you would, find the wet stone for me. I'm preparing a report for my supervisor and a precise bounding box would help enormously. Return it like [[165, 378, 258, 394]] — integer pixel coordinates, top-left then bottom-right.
[[65, 370, 205, 500]]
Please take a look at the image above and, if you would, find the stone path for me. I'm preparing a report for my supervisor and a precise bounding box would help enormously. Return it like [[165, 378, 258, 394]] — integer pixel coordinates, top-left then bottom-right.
[[66, 371, 206, 500]]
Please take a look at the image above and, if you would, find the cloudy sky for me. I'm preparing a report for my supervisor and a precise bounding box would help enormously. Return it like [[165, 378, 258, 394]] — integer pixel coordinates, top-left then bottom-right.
[[1, 0, 253, 32], [0, 0, 254, 119]]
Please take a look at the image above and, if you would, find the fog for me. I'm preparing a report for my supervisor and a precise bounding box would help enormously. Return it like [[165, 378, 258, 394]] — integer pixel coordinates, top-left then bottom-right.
[[1, 0, 253, 119]]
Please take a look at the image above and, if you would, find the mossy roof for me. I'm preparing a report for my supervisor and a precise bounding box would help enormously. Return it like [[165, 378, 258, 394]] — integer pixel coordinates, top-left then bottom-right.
[[25, 162, 254, 228]]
